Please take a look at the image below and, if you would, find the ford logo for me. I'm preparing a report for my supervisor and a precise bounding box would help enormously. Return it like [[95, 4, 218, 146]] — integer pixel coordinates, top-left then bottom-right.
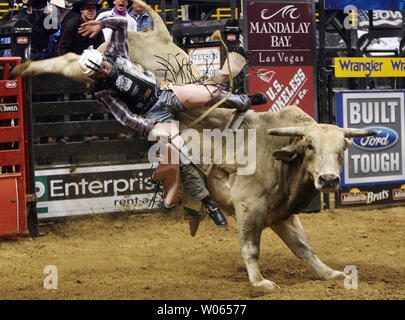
[[352, 126, 398, 151]]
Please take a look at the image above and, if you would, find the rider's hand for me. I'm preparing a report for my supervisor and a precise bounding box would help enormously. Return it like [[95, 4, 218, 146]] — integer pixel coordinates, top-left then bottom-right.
[[78, 21, 102, 38]]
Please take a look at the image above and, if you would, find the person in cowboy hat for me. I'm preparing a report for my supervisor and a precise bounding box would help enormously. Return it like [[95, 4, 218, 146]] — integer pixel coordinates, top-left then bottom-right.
[[95, 0, 137, 42], [56, 0, 104, 56], [77, 17, 268, 227]]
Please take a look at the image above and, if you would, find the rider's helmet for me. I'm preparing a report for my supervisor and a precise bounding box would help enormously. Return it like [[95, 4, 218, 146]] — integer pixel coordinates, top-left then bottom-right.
[[78, 48, 105, 77]]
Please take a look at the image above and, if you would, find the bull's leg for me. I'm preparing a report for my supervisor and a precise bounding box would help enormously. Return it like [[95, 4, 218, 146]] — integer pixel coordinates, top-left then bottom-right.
[[11, 53, 89, 83], [231, 181, 277, 290], [270, 214, 346, 280]]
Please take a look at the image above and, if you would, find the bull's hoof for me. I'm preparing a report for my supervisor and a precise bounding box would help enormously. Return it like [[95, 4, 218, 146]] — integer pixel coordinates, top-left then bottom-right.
[[252, 279, 278, 291], [320, 270, 346, 280]]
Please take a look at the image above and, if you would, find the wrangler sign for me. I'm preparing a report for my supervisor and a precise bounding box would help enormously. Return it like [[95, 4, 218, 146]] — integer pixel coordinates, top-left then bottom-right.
[[335, 58, 405, 78]]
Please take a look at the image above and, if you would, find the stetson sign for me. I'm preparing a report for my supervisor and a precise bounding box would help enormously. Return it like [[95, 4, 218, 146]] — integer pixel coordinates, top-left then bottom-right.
[[335, 90, 405, 207], [245, 0, 315, 117]]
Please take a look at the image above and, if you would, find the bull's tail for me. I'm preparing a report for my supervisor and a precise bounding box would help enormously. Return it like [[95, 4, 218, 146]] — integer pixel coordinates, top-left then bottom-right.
[[133, 0, 172, 42]]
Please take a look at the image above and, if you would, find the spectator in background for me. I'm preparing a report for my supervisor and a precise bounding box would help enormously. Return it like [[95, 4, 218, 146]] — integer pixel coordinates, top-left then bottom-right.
[[96, 0, 137, 42], [18, 0, 58, 60], [128, 0, 153, 31], [55, 0, 105, 142], [43, 0, 72, 59], [0, 9, 18, 57], [56, 0, 104, 56]]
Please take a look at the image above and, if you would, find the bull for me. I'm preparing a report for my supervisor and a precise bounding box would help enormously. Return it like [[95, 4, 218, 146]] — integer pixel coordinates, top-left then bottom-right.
[[177, 105, 376, 290], [10, 0, 378, 290]]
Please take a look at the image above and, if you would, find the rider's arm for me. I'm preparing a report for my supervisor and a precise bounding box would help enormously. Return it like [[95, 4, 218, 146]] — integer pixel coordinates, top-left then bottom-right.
[[93, 88, 154, 138]]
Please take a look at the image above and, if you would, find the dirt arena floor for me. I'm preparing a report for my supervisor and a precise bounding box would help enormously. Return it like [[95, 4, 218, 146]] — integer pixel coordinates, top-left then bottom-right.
[[0, 204, 404, 300]]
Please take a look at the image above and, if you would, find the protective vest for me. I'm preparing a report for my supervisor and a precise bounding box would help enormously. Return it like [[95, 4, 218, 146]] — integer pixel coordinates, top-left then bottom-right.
[[92, 54, 160, 114]]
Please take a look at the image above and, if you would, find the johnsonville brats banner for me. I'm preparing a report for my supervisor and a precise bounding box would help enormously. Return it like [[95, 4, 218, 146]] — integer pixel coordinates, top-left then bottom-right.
[[245, 0, 315, 117], [335, 90, 405, 207]]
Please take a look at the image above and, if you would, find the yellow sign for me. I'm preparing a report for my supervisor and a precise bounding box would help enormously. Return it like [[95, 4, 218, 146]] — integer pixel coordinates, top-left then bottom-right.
[[335, 57, 405, 78]]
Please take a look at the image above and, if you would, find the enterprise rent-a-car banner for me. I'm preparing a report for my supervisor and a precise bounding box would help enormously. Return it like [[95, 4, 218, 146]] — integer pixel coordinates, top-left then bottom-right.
[[35, 163, 160, 219], [336, 91, 405, 207]]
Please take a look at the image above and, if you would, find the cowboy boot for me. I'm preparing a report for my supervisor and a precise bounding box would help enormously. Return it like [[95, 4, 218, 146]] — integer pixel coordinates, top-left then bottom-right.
[[209, 91, 268, 112], [202, 197, 228, 227]]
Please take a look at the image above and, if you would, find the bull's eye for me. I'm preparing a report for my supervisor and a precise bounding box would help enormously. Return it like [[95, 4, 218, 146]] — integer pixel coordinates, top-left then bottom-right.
[[307, 143, 314, 151]]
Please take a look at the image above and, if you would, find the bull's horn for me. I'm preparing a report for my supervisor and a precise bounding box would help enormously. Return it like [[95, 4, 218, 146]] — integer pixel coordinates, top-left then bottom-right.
[[211, 30, 222, 41], [268, 127, 306, 137], [342, 128, 380, 137]]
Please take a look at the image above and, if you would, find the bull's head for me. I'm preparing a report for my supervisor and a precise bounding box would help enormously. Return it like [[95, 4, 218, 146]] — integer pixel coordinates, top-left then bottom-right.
[[268, 124, 378, 193]]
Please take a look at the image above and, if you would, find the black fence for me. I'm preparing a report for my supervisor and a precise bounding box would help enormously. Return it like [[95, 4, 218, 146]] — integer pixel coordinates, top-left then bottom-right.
[[30, 74, 151, 168]]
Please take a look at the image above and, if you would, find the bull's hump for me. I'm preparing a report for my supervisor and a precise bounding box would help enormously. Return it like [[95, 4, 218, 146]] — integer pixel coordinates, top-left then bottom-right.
[[279, 106, 314, 123], [256, 106, 315, 129]]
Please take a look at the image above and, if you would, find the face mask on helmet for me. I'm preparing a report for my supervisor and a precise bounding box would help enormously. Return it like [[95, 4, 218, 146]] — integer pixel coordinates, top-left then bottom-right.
[[79, 48, 104, 77]]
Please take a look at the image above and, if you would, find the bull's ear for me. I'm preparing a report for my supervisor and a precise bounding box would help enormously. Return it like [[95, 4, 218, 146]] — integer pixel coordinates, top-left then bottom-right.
[[344, 138, 352, 150], [273, 144, 299, 163]]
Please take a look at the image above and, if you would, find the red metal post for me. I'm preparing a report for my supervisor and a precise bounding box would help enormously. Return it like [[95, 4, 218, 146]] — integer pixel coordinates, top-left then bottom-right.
[[0, 57, 31, 238]]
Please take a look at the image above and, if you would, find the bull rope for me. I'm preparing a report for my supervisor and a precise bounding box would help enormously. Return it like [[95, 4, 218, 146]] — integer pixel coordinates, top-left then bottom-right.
[[164, 30, 235, 178], [181, 30, 234, 132]]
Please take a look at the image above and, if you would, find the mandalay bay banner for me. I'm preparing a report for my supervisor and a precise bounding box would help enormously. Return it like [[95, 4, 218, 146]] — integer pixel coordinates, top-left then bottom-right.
[[245, 0, 316, 117]]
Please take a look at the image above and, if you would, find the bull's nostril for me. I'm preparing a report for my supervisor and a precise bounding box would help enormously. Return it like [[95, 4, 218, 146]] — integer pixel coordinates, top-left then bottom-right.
[[318, 174, 340, 188], [318, 176, 326, 186]]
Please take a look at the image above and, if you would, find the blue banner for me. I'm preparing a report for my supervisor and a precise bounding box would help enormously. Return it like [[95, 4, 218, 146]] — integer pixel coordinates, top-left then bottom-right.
[[325, 0, 405, 10]]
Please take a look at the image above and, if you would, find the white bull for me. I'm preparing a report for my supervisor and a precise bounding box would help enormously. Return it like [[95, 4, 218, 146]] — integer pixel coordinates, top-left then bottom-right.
[[176, 105, 376, 290], [11, 1, 378, 290]]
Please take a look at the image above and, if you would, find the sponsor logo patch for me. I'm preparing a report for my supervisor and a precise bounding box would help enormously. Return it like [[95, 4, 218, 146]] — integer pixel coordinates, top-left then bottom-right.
[[0, 104, 18, 112], [352, 126, 398, 151], [393, 184, 405, 201], [5, 81, 17, 89], [16, 37, 28, 44], [226, 34, 237, 41], [341, 187, 389, 205]]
